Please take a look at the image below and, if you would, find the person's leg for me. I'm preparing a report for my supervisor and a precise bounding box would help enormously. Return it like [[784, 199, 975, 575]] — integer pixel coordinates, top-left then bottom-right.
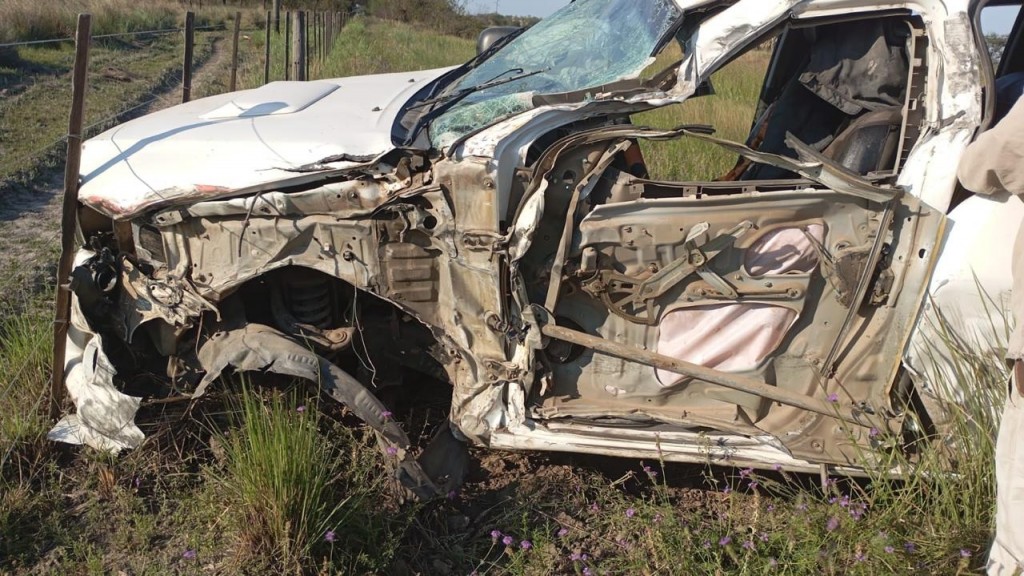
[[990, 372, 1024, 576]]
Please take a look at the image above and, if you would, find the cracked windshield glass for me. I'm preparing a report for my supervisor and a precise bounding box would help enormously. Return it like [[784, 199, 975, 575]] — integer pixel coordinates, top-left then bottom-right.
[[429, 0, 681, 149]]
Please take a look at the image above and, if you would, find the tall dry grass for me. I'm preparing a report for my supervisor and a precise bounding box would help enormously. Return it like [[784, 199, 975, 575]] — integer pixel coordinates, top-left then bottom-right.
[[0, 0, 257, 44]]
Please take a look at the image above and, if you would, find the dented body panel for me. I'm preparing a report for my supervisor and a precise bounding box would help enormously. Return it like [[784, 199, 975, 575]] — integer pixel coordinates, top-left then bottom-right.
[[52, 0, 1019, 486]]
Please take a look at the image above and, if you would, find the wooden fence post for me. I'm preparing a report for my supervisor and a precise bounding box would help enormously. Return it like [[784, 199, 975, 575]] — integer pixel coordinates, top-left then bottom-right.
[[284, 11, 291, 81], [229, 11, 241, 91], [264, 10, 271, 84], [273, 0, 281, 33], [51, 13, 92, 421], [182, 11, 195, 103], [292, 11, 306, 81]]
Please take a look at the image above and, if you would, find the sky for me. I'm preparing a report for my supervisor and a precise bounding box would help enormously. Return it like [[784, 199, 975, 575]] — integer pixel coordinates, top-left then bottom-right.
[[981, 6, 1019, 36], [469, 1, 1020, 35]]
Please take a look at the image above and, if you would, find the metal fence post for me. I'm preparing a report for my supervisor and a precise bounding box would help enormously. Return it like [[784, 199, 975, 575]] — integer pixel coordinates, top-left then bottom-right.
[[292, 11, 306, 81], [264, 10, 271, 84], [182, 11, 195, 103], [229, 11, 241, 91], [284, 11, 291, 81], [51, 13, 92, 420]]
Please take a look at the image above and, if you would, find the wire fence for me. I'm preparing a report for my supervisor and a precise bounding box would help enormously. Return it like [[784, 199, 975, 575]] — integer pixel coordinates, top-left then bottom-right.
[[0, 24, 227, 49]]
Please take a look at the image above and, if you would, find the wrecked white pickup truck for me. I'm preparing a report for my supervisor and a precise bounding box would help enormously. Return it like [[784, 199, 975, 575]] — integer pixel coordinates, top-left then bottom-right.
[[51, 0, 1024, 498]]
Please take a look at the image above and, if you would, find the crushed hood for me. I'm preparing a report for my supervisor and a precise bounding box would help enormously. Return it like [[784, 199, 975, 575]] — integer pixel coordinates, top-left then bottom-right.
[[78, 68, 452, 218]]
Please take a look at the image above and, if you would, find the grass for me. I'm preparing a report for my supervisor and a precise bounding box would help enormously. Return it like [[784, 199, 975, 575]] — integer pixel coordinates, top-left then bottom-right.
[[0, 13, 1007, 576], [0, 0, 260, 44], [635, 46, 771, 181], [237, 16, 477, 91], [212, 385, 398, 573]]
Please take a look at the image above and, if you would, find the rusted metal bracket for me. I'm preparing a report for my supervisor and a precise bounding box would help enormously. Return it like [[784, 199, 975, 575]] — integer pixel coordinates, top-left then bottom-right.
[[540, 323, 888, 431]]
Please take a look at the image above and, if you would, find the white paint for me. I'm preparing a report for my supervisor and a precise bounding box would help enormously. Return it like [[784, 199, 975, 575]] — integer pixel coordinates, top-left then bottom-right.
[[904, 193, 1024, 400], [199, 81, 339, 119], [78, 68, 453, 217]]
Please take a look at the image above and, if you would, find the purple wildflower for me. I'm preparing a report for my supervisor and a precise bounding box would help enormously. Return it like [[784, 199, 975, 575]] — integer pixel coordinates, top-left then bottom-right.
[[570, 552, 583, 562], [961, 549, 973, 558], [743, 540, 756, 551], [828, 392, 840, 403], [490, 529, 502, 541], [590, 502, 600, 512], [766, 504, 775, 512], [520, 540, 533, 550], [719, 536, 732, 547], [904, 542, 916, 553], [850, 503, 867, 521], [839, 495, 851, 508], [739, 467, 754, 478], [447, 490, 458, 500], [885, 546, 896, 554], [723, 485, 733, 495], [385, 446, 398, 456], [325, 530, 337, 543], [759, 532, 769, 543], [869, 427, 880, 439], [182, 549, 197, 560], [625, 508, 636, 518], [748, 480, 759, 490], [769, 558, 779, 567], [381, 410, 393, 419], [772, 463, 784, 472], [796, 502, 809, 512], [296, 405, 306, 413], [702, 540, 712, 549], [582, 568, 593, 576], [133, 476, 141, 489], [854, 551, 867, 563], [557, 527, 569, 538], [502, 535, 514, 546], [826, 517, 840, 532]]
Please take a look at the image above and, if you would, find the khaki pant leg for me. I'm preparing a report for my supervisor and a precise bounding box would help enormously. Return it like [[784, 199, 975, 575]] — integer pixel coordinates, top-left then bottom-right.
[[990, 387, 1024, 576]]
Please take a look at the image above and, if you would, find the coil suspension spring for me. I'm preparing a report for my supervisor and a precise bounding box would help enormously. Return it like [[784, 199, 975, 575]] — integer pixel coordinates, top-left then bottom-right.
[[283, 270, 334, 329]]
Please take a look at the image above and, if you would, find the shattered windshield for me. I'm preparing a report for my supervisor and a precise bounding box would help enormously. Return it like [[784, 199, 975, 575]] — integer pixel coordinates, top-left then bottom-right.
[[429, 0, 682, 150]]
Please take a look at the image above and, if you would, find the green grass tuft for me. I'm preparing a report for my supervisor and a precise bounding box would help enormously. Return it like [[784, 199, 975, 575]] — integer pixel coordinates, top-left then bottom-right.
[[212, 384, 406, 573]]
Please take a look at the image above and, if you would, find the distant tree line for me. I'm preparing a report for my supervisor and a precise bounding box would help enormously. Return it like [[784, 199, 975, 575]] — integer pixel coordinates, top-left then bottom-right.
[[987, 33, 1008, 67]]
